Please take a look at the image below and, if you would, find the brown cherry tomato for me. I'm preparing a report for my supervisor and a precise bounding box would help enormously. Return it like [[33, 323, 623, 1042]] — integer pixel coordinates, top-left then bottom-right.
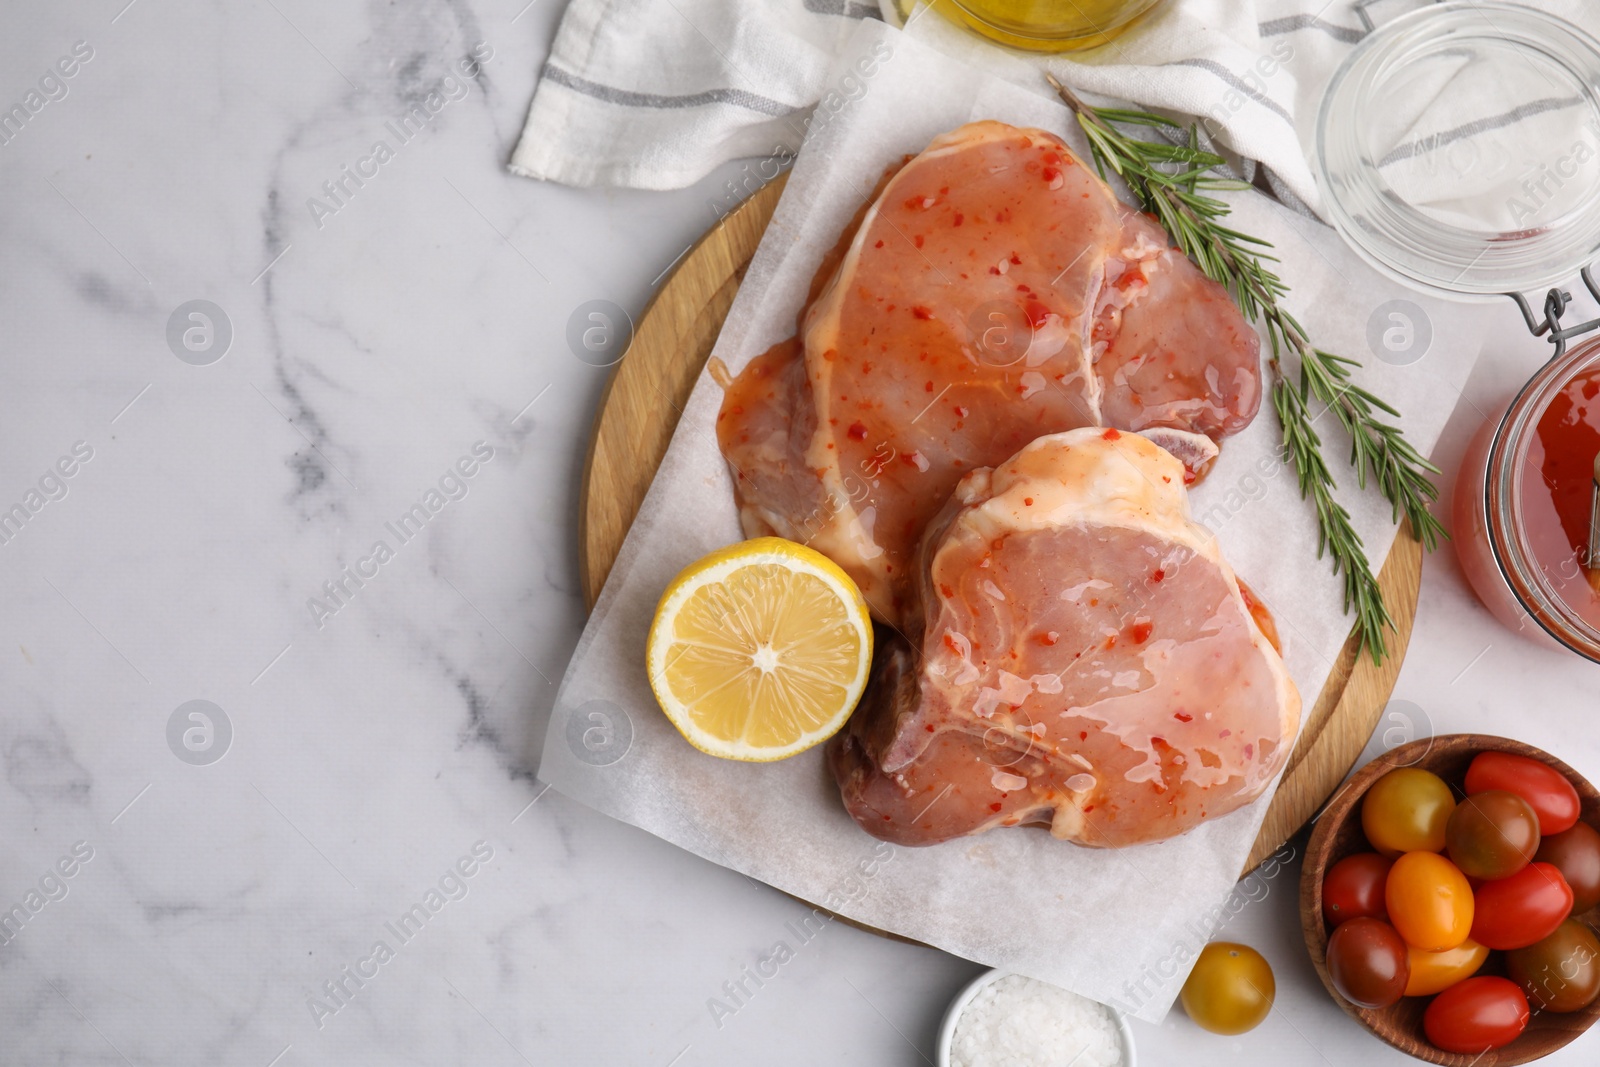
[[1535, 820, 1600, 915], [1405, 939, 1489, 997], [1362, 768, 1455, 856], [1387, 851, 1474, 951], [1471, 862, 1574, 950], [1506, 920, 1600, 1013], [1447, 790, 1541, 880], [1326, 917, 1410, 1008], [1464, 751, 1580, 835], [1322, 853, 1393, 928], [1423, 976, 1529, 1054]]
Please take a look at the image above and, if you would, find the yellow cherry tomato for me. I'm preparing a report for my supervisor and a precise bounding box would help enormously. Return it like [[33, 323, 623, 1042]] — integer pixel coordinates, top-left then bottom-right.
[[1405, 938, 1490, 996], [1386, 851, 1474, 952], [1180, 942, 1275, 1035], [1361, 767, 1456, 856]]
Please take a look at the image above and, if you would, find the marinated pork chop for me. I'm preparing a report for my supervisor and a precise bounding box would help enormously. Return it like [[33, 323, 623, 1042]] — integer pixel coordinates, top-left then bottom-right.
[[717, 121, 1262, 626], [827, 429, 1300, 848]]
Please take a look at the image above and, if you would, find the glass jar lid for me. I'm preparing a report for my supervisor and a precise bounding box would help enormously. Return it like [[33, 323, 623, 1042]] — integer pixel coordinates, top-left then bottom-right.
[[1317, 1, 1600, 297]]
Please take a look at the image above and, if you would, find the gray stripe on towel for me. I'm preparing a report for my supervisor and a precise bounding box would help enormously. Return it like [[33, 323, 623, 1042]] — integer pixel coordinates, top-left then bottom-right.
[[1377, 95, 1585, 167], [1258, 15, 1365, 43], [1170, 57, 1295, 125], [1259, 164, 1321, 221], [803, 0, 882, 19], [542, 64, 800, 117]]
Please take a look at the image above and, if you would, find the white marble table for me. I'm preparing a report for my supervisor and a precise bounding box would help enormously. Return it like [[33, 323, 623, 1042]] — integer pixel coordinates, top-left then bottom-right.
[[2, 2, 1597, 1064]]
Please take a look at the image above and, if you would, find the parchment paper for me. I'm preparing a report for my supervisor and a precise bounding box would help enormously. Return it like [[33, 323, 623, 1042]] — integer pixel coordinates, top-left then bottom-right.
[[541, 19, 1493, 1021]]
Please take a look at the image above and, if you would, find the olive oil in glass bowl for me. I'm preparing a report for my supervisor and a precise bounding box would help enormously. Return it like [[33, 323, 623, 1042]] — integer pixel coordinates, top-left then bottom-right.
[[904, 0, 1168, 52]]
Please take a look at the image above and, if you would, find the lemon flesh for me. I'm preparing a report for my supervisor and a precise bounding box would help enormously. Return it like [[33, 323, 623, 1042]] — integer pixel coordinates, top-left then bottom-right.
[[647, 538, 873, 761]]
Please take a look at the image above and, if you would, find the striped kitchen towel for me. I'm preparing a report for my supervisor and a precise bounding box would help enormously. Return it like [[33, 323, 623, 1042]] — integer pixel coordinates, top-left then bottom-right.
[[508, 0, 1597, 215]]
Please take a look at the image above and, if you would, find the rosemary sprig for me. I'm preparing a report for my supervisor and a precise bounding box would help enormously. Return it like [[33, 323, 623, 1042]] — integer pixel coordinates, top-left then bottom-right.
[[1048, 74, 1447, 663]]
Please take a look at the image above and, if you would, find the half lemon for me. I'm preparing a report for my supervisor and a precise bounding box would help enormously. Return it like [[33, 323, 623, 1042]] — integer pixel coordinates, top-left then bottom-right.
[[646, 537, 873, 761]]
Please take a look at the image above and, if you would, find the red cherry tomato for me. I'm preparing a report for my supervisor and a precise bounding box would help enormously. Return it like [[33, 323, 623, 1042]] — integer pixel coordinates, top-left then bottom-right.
[[1322, 853, 1393, 928], [1464, 751, 1580, 835], [1535, 820, 1600, 915], [1326, 917, 1409, 1008], [1470, 862, 1574, 950], [1423, 976, 1530, 1054]]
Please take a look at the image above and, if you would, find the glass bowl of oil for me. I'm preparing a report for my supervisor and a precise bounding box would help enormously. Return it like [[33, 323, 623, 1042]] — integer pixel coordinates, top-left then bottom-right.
[[894, 0, 1168, 53]]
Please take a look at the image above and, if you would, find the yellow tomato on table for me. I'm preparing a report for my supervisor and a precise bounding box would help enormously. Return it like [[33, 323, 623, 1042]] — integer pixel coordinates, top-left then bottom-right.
[[1386, 851, 1474, 952], [1181, 942, 1275, 1035], [1405, 938, 1490, 996]]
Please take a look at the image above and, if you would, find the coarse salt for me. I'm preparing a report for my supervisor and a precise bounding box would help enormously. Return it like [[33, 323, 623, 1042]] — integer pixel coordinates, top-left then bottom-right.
[[951, 974, 1125, 1067]]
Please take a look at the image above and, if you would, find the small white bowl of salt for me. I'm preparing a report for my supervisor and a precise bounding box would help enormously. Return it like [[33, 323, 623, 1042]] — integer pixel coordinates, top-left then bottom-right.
[[938, 969, 1135, 1067]]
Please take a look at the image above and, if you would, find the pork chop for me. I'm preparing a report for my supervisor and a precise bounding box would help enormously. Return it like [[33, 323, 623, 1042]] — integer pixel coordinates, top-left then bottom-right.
[[827, 428, 1300, 848], [717, 121, 1262, 627]]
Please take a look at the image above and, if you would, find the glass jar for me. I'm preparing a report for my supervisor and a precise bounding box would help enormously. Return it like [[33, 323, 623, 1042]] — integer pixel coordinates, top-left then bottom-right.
[[920, 0, 1168, 52], [1316, 2, 1600, 661], [1316, 2, 1600, 297], [1454, 338, 1600, 661]]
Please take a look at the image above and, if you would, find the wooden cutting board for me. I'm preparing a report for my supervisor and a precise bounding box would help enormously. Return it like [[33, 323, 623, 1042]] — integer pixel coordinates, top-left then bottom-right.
[[579, 174, 1423, 877]]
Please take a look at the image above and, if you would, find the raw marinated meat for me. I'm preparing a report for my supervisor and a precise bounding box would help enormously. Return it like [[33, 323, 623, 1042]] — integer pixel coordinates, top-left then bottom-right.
[[717, 121, 1262, 626], [827, 428, 1300, 848]]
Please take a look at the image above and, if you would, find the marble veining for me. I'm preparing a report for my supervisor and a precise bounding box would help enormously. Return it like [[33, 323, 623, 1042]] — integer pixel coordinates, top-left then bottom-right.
[[1, 1, 1598, 1064]]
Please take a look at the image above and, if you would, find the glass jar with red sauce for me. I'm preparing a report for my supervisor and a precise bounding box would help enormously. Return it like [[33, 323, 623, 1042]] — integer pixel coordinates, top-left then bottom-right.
[[1455, 339, 1600, 660]]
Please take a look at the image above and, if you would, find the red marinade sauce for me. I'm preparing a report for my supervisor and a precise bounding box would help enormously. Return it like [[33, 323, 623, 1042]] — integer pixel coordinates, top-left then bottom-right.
[[1235, 578, 1281, 655], [1521, 364, 1600, 625]]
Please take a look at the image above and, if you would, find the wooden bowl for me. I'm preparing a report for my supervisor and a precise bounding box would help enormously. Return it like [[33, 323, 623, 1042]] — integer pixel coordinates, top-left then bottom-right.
[[1301, 734, 1600, 1065]]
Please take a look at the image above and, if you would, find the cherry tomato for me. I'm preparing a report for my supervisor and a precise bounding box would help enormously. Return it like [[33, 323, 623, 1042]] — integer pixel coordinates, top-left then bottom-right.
[[1471, 862, 1573, 950], [1535, 820, 1600, 915], [1464, 751, 1580, 835], [1322, 853, 1393, 928], [1326, 917, 1409, 1008], [1446, 790, 1540, 880], [1362, 767, 1455, 856], [1405, 938, 1489, 997], [1423, 976, 1530, 1054], [1180, 942, 1275, 1035], [1506, 920, 1600, 1013], [1387, 851, 1474, 951]]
